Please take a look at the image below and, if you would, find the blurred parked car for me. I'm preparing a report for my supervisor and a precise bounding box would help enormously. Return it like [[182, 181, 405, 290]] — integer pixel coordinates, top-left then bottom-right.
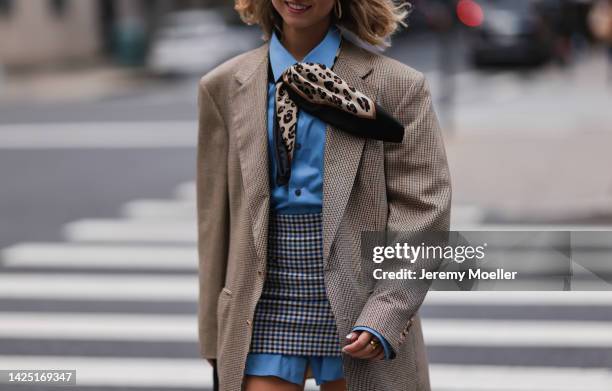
[[146, 9, 260, 77], [467, 0, 555, 66]]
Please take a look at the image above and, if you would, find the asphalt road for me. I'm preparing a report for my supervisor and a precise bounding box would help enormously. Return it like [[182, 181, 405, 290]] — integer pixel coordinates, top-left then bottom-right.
[[1, 175, 611, 390], [0, 148, 196, 249]]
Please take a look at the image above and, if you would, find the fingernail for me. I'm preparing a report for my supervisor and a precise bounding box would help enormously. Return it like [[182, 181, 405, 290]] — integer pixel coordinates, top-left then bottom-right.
[[346, 333, 354, 339]]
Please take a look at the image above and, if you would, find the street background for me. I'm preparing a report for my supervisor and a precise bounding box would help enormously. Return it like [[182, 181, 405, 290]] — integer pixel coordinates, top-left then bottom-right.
[[1, 0, 612, 390]]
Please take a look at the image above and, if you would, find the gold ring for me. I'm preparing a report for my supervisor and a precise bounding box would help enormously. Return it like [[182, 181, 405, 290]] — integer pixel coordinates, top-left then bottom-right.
[[369, 339, 380, 350]]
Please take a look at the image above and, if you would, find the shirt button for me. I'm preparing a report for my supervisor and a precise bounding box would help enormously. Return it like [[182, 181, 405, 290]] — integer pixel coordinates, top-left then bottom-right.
[[295, 188, 301, 196]]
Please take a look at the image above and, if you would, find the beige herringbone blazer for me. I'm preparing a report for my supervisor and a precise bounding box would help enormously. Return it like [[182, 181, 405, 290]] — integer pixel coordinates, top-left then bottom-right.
[[196, 36, 452, 391]]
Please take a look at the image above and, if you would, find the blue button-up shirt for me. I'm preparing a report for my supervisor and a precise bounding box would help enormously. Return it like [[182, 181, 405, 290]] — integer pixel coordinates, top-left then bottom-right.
[[258, 25, 394, 363], [266, 24, 341, 214]]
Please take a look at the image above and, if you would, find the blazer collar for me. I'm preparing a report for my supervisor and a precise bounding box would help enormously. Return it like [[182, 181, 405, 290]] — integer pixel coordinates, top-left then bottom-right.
[[231, 36, 379, 269]]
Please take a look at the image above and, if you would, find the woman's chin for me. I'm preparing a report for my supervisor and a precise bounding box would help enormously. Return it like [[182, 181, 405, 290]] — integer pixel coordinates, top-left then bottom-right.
[[282, 16, 318, 29]]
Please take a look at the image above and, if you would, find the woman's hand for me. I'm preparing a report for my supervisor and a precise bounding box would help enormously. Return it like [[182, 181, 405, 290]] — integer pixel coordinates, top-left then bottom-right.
[[342, 330, 385, 361]]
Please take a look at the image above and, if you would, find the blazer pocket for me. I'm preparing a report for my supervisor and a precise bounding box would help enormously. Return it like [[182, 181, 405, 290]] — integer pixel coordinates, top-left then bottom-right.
[[216, 287, 232, 327], [221, 287, 232, 296]]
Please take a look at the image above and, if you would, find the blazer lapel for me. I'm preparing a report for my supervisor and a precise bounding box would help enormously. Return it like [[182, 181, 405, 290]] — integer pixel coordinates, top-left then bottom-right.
[[322, 39, 379, 267], [232, 43, 271, 269]]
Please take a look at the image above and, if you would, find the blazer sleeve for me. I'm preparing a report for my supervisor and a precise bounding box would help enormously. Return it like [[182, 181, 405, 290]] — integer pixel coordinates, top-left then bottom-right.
[[353, 72, 452, 357], [196, 78, 230, 360]]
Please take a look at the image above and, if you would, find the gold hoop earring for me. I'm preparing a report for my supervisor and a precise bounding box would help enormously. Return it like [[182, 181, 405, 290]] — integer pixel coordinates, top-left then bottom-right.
[[334, 0, 342, 20]]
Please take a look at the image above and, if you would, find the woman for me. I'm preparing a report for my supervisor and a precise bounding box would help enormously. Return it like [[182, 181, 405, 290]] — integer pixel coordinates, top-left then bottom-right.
[[196, 1, 452, 390]]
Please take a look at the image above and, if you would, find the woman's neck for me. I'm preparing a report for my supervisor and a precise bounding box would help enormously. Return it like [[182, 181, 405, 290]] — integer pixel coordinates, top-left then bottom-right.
[[280, 18, 332, 61]]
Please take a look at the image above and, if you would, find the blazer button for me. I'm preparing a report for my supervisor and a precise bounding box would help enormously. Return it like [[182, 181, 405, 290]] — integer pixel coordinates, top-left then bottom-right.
[[257, 270, 264, 279], [246, 319, 252, 327], [294, 188, 301, 196]]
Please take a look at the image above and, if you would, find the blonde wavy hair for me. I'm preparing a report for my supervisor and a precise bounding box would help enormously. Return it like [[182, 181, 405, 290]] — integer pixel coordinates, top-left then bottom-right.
[[234, 0, 412, 47]]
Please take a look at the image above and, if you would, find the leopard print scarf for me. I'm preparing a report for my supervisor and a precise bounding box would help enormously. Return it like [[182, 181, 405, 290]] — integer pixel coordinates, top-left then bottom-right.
[[271, 50, 404, 185]]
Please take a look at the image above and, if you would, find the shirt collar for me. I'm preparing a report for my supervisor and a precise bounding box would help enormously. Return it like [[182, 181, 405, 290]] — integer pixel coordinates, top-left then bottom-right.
[[269, 24, 342, 83]]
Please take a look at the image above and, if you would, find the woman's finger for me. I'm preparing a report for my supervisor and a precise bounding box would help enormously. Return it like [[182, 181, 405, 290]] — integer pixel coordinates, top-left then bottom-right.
[[352, 342, 382, 360], [345, 331, 358, 343], [344, 332, 385, 359], [342, 331, 372, 356], [358, 336, 382, 359], [362, 343, 383, 359]]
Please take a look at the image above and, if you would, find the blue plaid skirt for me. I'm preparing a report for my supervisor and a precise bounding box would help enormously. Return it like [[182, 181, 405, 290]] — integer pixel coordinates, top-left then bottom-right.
[[249, 212, 342, 356]]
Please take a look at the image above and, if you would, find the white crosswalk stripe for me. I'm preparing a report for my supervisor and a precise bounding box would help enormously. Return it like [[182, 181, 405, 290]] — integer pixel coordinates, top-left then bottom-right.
[[422, 319, 612, 347], [429, 365, 612, 391], [425, 291, 612, 306], [0, 121, 197, 149], [1, 242, 197, 270], [1, 181, 611, 390], [1, 311, 612, 347], [0, 273, 196, 300], [0, 312, 196, 341], [63, 219, 197, 243], [0, 356, 214, 388], [120, 199, 196, 220]]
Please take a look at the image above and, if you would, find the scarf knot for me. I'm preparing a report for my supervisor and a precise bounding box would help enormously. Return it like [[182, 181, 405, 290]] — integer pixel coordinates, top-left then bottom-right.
[[272, 61, 404, 186]]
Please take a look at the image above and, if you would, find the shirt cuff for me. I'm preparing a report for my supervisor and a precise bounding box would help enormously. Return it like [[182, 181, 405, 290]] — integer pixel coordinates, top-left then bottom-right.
[[351, 326, 396, 360]]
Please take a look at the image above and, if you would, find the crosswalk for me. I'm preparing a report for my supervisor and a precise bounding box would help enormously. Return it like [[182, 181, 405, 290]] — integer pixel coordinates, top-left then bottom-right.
[[1, 181, 611, 390]]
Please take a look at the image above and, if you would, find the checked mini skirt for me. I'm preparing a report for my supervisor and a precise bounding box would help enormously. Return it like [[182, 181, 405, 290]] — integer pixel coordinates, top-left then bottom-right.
[[249, 211, 342, 356]]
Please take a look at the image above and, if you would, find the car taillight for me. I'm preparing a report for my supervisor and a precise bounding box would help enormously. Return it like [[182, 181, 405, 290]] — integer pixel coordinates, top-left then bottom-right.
[[457, 0, 484, 27]]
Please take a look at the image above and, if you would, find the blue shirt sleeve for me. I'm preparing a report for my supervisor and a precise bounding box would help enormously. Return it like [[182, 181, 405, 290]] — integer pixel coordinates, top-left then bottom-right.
[[351, 326, 396, 360]]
